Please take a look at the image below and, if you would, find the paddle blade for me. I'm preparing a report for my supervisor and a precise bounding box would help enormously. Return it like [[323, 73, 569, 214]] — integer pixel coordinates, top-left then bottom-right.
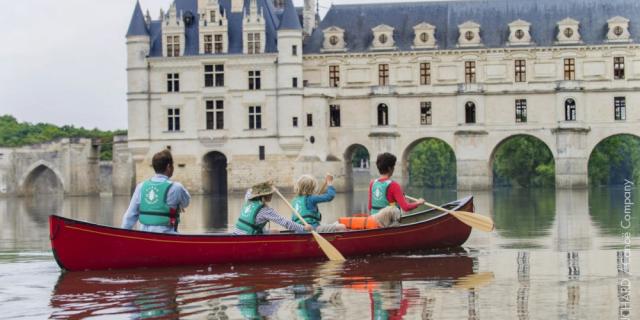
[[450, 211, 494, 232], [311, 231, 345, 261]]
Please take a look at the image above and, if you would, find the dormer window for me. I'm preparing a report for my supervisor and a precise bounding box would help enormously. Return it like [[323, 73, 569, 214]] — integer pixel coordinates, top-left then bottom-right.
[[199, 0, 228, 54], [607, 16, 631, 43], [371, 24, 395, 50], [413, 22, 436, 49], [379, 34, 388, 44], [162, 4, 185, 57], [465, 31, 474, 41], [458, 21, 482, 47], [508, 20, 532, 46], [556, 18, 581, 44], [322, 26, 346, 52], [242, 0, 265, 54]]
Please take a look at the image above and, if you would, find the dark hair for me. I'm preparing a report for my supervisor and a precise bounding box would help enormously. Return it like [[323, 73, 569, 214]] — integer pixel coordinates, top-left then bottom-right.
[[152, 149, 173, 173], [376, 153, 396, 174]]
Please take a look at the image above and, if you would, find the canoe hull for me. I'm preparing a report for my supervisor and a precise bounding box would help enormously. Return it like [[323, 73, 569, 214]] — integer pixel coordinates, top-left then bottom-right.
[[49, 197, 474, 271]]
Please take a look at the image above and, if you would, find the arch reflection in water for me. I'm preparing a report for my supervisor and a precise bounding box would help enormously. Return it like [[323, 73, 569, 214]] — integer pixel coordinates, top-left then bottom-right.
[[49, 253, 479, 319], [492, 188, 556, 240]]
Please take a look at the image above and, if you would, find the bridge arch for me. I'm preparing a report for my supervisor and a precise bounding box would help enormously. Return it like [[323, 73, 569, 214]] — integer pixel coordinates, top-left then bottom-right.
[[202, 151, 228, 195], [489, 134, 556, 188], [18, 160, 65, 196], [401, 137, 457, 188], [588, 133, 640, 186], [344, 144, 371, 191]]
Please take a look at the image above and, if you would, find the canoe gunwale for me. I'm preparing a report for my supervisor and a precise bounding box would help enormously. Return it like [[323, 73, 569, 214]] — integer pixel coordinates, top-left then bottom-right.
[[48, 196, 472, 238]]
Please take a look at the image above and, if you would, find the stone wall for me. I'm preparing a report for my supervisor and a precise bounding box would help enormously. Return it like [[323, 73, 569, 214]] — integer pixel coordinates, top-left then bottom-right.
[[99, 161, 113, 195], [112, 135, 135, 195]]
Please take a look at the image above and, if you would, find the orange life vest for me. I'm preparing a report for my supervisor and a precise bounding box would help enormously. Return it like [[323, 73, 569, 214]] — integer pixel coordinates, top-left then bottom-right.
[[339, 216, 380, 230]]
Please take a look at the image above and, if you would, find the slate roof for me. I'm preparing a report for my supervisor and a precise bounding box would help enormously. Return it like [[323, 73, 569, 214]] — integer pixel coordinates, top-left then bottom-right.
[[126, 1, 149, 37], [278, 0, 302, 30], [303, 0, 640, 53], [148, 0, 281, 57]]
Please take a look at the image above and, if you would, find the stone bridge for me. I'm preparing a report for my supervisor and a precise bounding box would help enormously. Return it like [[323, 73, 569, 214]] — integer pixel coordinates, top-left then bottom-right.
[[0, 138, 125, 196]]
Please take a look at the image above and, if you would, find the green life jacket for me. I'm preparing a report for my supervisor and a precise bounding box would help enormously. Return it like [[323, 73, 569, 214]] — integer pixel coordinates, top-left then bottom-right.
[[291, 195, 321, 227], [371, 179, 393, 214], [235, 200, 267, 235], [139, 179, 176, 226]]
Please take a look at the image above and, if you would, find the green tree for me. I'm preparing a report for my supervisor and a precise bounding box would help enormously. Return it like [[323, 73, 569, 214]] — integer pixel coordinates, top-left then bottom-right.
[[492, 136, 555, 188], [407, 139, 456, 188], [0, 115, 126, 161], [588, 134, 640, 186]]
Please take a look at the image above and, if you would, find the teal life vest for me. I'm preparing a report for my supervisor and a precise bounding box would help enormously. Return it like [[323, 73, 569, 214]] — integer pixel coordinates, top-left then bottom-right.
[[291, 195, 321, 227], [139, 179, 177, 226], [370, 179, 394, 214], [235, 200, 268, 235]]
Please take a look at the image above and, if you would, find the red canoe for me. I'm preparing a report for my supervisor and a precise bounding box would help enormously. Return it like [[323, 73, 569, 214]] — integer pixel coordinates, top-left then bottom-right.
[[49, 196, 474, 271]]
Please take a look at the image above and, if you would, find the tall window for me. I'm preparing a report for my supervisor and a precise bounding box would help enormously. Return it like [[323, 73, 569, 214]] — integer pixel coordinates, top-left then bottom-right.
[[420, 63, 431, 85], [248, 70, 261, 90], [206, 100, 224, 130], [378, 64, 389, 86], [420, 102, 432, 125], [515, 99, 527, 123], [614, 97, 626, 121], [330, 105, 341, 127], [377, 103, 389, 126], [465, 102, 476, 124], [248, 106, 262, 129], [565, 98, 576, 121], [306, 113, 313, 127], [167, 108, 180, 131], [204, 34, 213, 54], [214, 34, 223, 53], [204, 64, 224, 87], [259, 146, 265, 160], [167, 73, 179, 92], [292, 45, 298, 56], [614, 57, 625, 80], [293, 77, 298, 88], [247, 33, 261, 54], [515, 59, 526, 82], [166, 35, 180, 57], [564, 58, 575, 80], [329, 65, 340, 87], [292, 117, 298, 127], [465, 61, 476, 84]]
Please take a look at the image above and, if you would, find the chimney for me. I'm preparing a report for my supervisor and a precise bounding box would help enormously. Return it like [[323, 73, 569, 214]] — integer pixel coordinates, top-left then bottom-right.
[[303, 0, 316, 36]]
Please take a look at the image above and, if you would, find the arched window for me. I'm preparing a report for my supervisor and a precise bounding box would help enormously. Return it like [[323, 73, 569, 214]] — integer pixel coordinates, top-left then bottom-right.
[[377, 103, 389, 126], [565, 98, 576, 121], [465, 102, 476, 124]]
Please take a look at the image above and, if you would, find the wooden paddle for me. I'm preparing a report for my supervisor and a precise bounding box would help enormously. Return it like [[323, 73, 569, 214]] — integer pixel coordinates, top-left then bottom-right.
[[273, 187, 346, 261], [406, 196, 494, 232]]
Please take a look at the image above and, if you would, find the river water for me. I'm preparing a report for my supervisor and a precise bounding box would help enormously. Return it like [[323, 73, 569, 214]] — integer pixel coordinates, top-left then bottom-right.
[[0, 187, 638, 319]]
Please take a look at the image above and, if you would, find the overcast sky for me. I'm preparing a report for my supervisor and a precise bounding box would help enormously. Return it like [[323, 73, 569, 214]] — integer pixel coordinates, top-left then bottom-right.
[[0, 0, 419, 130]]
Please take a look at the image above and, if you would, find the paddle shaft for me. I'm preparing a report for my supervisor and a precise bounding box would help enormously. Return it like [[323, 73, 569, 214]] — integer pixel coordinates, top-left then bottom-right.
[[406, 196, 455, 215], [406, 195, 494, 232], [273, 187, 311, 228]]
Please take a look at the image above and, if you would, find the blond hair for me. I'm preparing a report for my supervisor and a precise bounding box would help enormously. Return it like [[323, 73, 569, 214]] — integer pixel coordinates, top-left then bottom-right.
[[294, 175, 318, 196]]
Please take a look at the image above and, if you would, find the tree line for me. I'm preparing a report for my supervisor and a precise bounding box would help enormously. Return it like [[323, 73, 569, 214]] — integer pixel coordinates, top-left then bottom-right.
[[0, 115, 126, 161]]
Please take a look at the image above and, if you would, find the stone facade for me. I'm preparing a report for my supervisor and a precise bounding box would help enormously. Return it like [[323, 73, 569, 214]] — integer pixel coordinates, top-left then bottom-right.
[[126, 0, 640, 193]]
